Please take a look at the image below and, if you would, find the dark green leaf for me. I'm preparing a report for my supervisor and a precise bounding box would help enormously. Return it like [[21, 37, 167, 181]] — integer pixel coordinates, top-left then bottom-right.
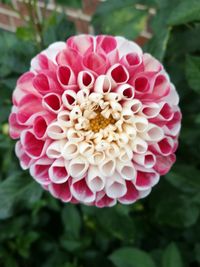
[[185, 55, 200, 94], [109, 247, 156, 267], [168, 0, 200, 25], [162, 243, 184, 267], [0, 173, 43, 219]]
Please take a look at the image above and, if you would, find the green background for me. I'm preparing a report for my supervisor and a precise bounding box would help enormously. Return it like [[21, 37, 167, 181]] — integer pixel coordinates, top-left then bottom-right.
[[0, 0, 200, 266]]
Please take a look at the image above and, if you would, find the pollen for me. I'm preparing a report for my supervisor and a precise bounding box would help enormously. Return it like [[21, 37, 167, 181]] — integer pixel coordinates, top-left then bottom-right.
[[89, 109, 116, 133]]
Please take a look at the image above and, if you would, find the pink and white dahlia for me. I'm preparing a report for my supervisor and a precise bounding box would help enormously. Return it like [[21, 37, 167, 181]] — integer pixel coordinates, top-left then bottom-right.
[[9, 35, 181, 207]]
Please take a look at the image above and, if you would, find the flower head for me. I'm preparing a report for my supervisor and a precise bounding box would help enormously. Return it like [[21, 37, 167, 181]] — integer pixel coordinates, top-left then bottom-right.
[[9, 35, 181, 207]]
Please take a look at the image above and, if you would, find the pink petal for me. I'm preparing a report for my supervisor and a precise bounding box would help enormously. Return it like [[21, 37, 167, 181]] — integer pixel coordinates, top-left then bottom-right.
[[135, 169, 159, 190], [154, 154, 176, 175], [21, 130, 48, 159], [17, 94, 42, 124], [119, 181, 139, 204], [9, 112, 26, 139], [56, 48, 82, 73], [71, 178, 95, 203], [15, 141, 34, 169], [30, 157, 53, 185], [49, 180, 72, 202], [83, 52, 108, 75], [42, 93, 62, 114], [67, 34, 94, 55]]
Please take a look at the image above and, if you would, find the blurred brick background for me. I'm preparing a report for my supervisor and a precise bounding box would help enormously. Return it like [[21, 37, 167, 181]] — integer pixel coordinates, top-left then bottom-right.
[[0, 0, 103, 33], [0, 0, 151, 46]]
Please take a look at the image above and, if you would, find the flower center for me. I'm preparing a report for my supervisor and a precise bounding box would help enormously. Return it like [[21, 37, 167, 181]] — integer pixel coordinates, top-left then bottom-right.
[[89, 108, 116, 133]]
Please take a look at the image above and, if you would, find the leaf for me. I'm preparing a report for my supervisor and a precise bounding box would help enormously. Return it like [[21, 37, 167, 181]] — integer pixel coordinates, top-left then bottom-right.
[[162, 243, 184, 267], [165, 164, 200, 192], [144, 7, 172, 61], [93, 4, 147, 40], [109, 247, 156, 267], [168, 0, 200, 25], [16, 27, 34, 42], [61, 204, 81, 239], [0, 173, 43, 219], [185, 55, 200, 94]]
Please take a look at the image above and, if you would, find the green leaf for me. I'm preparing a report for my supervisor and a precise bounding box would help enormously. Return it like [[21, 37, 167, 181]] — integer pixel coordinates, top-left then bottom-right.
[[168, 0, 200, 25], [185, 55, 200, 94], [165, 165, 200, 192], [16, 27, 34, 42], [162, 243, 184, 267], [62, 204, 81, 239], [109, 247, 156, 267], [0, 173, 43, 219]]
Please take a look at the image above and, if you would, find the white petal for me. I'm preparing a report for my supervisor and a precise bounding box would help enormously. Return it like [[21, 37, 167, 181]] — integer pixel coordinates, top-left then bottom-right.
[[105, 171, 127, 198], [86, 165, 105, 192]]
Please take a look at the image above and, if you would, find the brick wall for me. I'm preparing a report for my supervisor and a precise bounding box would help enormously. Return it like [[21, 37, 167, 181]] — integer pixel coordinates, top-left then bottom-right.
[[0, 0, 151, 46], [0, 0, 102, 33]]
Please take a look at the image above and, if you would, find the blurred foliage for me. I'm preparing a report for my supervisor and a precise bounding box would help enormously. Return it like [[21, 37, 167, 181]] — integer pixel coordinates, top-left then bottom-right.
[[0, 0, 200, 266]]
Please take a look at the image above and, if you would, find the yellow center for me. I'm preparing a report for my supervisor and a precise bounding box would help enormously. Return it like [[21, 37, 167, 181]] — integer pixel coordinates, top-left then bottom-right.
[[89, 109, 116, 133]]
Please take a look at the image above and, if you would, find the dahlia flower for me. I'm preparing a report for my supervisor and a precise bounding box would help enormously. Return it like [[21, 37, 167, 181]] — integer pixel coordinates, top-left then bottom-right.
[[9, 35, 181, 207]]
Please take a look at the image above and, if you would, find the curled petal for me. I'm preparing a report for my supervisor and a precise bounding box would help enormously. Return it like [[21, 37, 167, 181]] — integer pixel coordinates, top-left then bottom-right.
[[95, 191, 116, 207], [62, 90, 77, 110], [16, 94, 42, 125], [57, 110, 72, 128], [150, 136, 174, 156], [57, 65, 75, 88], [115, 36, 142, 58], [42, 93, 62, 114], [99, 158, 116, 177], [154, 154, 176, 175], [107, 64, 129, 86], [49, 158, 69, 184], [9, 112, 26, 139], [67, 34, 94, 55], [106, 142, 120, 158], [78, 70, 95, 90], [115, 83, 135, 100], [164, 110, 182, 136], [56, 48, 82, 73], [119, 145, 133, 162], [143, 53, 162, 73], [30, 157, 53, 185], [71, 177, 96, 203], [15, 141, 34, 170], [94, 75, 112, 94], [86, 166, 105, 192], [140, 103, 160, 119], [123, 99, 142, 114], [118, 181, 139, 204], [46, 140, 66, 159], [33, 114, 50, 139], [79, 141, 94, 157], [116, 160, 136, 181], [120, 52, 142, 75], [20, 130, 50, 159], [123, 124, 137, 140], [47, 121, 66, 140], [140, 123, 164, 142], [131, 137, 148, 154], [105, 171, 127, 198], [68, 156, 89, 179], [134, 167, 159, 190], [62, 141, 79, 160], [66, 128, 84, 143], [49, 180, 72, 202], [133, 116, 149, 133], [88, 151, 105, 165], [133, 151, 156, 168], [83, 52, 108, 75]]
